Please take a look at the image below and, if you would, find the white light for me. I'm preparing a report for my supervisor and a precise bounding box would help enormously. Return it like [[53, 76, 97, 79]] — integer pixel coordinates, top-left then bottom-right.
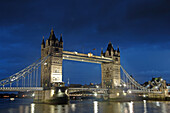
[[51, 89, 55, 97], [143, 100, 147, 113], [94, 92, 97, 97], [128, 90, 132, 94], [156, 101, 160, 107], [143, 95, 146, 97], [63, 57, 65, 59], [31, 103, 35, 113], [58, 89, 61, 93], [94, 101, 98, 113], [96, 85, 99, 88], [117, 93, 119, 96], [74, 52, 78, 54], [71, 104, 76, 112], [67, 56, 69, 57], [88, 53, 93, 57], [124, 84, 126, 87], [128, 101, 133, 113], [10, 98, 15, 101], [32, 93, 35, 97], [44, 63, 47, 65]]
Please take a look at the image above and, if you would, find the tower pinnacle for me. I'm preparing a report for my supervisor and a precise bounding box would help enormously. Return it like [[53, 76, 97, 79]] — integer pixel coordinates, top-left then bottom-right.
[[60, 33, 63, 42]]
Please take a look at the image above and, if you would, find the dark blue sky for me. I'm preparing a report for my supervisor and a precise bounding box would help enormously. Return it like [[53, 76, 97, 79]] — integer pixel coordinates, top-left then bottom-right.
[[0, 0, 170, 85]]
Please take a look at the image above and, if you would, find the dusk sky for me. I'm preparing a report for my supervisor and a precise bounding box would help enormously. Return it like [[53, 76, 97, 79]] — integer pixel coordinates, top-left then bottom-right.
[[0, 0, 170, 85]]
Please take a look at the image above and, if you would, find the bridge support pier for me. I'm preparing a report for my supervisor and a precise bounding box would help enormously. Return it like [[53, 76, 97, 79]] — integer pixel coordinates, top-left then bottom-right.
[[34, 87, 68, 104]]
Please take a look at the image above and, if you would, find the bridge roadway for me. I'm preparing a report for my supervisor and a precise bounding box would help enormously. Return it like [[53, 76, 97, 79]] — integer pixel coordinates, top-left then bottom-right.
[[68, 88, 108, 94], [128, 89, 162, 94], [0, 87, 43, 91], [63, 51, 113, 64]]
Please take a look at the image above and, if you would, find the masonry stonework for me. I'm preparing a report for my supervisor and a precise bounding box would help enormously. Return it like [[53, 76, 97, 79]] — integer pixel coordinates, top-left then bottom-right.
[[41, 29, 63, 89], [101, 42, 120, 88]]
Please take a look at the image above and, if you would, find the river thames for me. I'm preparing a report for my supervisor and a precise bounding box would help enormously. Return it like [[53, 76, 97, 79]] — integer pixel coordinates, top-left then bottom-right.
[[0, 99, 169, 113]]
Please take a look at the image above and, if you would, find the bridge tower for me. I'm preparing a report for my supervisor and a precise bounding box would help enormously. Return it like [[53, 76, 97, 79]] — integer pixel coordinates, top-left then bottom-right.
[[41, 29, 63, 89], [101, 42, 120, 88]]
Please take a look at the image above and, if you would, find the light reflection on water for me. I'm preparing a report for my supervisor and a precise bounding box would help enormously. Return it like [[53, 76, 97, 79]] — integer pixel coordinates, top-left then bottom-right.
[[0, 99, 169, 113]]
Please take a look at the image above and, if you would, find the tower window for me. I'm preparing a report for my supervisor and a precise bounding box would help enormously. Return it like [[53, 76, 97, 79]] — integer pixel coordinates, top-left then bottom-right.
[[54, 69, 59, 73]]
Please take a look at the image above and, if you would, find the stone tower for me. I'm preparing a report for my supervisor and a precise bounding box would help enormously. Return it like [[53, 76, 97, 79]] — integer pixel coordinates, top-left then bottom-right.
[[41, 29, 63, 89], [101, 42, 120, 88]]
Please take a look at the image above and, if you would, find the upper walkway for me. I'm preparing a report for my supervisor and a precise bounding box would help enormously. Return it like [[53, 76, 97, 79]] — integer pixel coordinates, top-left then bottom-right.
[[63, 51, 113, 64]]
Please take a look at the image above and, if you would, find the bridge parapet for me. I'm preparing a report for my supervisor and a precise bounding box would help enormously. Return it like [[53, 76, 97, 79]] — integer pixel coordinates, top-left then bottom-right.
[[68, 88, 108, 94]]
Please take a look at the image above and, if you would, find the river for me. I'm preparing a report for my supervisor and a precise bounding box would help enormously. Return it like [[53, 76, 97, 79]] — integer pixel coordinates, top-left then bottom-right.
[[0, 99, 169, 113]]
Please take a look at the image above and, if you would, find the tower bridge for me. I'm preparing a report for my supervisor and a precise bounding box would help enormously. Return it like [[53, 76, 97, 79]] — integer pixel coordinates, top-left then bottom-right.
[[0, 29, 168, 103]]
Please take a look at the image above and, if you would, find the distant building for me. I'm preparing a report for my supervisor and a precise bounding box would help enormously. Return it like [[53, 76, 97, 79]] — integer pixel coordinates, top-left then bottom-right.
[[143, 77, 167, 91]]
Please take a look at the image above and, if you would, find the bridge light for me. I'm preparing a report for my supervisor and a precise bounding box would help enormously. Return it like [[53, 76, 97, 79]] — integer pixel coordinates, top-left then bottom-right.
[[88, 53, 93, 57], [123, 84, 126, 87], [44, 63, 47, 65], [128, 90, 132, 94], [74, 52, 78, 54], [32, 93, 35, 97], [94, 92, 97, 96], [51, 89, 55, 97], [143, 94, 146, 97]]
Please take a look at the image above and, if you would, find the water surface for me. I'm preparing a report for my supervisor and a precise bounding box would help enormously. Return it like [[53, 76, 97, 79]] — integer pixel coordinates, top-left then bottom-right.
[[0, 99, 169, 113]]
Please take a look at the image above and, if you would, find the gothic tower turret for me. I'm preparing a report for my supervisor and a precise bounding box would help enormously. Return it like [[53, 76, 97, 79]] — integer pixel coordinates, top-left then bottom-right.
[[59, 33, 63, 48], [41, 29, 63, 89], [101, 42, 120, 88], [41, 36, 45, 49]]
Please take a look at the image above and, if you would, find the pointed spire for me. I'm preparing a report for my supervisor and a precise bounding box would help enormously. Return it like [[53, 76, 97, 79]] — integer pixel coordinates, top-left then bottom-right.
[[117, 46, 120, 52], [51, 27, 54, 35], [49, 28, 56, 40], [60, 33, 63, 42], [41, 36, 45, 48], [41, 36, 45, 45], [107, 41, 114, 56], [101, 48, 103, 54]]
